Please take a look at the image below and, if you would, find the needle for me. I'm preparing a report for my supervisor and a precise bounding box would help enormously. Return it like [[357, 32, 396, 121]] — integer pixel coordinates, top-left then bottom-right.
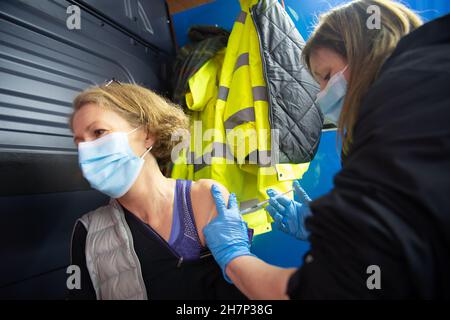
[[240, 189, 294, 215]]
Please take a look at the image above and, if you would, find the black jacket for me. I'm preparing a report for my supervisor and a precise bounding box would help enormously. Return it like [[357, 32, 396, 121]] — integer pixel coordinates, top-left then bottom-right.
[[288, 14, 450, 299]]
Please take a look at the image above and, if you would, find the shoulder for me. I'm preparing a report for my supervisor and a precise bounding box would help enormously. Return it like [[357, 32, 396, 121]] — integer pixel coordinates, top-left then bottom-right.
[[70, 202, 118, 255], [190, 179, 228, 195], [77, 202, 118, 230], [71, 220, 88, 264], [71, 208, 97, 248], [72, 220, 87, 240], [189, 179, 230, 245], [190, 179, 229, 214]]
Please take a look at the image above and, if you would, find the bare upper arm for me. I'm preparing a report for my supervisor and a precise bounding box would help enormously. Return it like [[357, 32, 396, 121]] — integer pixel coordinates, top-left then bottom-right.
[[190, 179, 230, 246]]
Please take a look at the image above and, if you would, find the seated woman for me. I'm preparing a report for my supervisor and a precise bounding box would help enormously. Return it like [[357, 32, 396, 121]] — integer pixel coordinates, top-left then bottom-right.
[[69, 82, 247, 300]]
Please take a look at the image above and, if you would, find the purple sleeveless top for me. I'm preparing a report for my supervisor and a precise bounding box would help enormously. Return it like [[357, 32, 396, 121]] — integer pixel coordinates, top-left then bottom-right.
[[167, 179, 203, 261], [123, 179, 252, 261]]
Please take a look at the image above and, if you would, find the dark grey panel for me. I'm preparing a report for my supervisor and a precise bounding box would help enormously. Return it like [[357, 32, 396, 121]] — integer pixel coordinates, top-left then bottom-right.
[[0, 153, 89, 195], [0, 267, 68, 300], [78, 0, 174, 54], [0, 190, 108, 290]]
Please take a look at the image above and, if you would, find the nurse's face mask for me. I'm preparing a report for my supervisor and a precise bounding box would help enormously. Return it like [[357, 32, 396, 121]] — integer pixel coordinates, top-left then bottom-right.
[[78, 126, 152, 198], [315, 65, 348, 125]]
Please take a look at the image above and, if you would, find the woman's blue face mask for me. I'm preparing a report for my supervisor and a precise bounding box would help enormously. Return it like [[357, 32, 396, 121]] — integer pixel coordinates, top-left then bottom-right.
[[77, 126, 152, 198], [315, 65, 348, 125]]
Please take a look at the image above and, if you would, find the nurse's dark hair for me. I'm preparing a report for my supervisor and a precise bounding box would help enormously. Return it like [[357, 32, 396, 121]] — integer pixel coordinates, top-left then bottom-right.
[[302, 0, 422, 153], [70, 83, 189, 166]]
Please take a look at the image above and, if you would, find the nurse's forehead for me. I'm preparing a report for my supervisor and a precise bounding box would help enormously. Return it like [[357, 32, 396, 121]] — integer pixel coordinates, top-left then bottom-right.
[[314, 47, 346, 64], [310, 48, 345, 74]]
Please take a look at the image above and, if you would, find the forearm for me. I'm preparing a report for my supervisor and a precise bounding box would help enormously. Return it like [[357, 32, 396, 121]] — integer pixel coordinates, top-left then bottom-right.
[[226, 255, 297, 300]]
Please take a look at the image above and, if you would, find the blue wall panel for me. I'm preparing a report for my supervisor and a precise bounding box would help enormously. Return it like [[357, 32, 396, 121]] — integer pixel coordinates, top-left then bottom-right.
[[172, 0, 450, 45], [252, 130, 341, 267], [283, 0, 450, 39]]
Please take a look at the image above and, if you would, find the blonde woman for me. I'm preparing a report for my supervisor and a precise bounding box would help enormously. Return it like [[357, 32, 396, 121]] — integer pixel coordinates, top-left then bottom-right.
[[69, 82, 247, 300], [202, 1, 450, 299]]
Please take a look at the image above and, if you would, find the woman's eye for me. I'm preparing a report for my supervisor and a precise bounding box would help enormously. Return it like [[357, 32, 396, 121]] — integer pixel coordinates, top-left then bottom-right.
[[94, 129, 106, 137]]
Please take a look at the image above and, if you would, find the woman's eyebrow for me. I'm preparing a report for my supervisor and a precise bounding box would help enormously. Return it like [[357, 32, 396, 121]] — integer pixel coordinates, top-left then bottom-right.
[[311, 64, 323, 78], [72, 121, 102, 143], [312, 69, 323, 81], [86, 121, 102, 132]]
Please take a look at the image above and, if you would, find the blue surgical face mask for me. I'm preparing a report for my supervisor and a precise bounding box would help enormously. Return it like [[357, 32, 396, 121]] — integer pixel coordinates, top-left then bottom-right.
[[78, 126, 152, 198], [316, 65, 348, 125]]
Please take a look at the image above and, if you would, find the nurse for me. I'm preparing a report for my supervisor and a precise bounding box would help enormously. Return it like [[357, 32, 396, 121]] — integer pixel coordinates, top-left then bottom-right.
[[202, 0, 450, 299]]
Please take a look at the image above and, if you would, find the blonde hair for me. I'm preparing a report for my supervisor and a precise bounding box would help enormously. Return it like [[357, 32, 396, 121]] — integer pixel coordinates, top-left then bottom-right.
[[70, 83, 189, 165], [302, 0, 422, 154]]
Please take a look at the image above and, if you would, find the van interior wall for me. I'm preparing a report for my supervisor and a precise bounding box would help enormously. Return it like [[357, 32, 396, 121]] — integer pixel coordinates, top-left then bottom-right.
[[0, 0, 175, 299]]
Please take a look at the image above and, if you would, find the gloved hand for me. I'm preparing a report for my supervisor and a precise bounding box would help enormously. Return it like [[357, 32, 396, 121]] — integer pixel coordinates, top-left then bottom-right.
[[265, 180, 312, 241], [203, 184, 255, 283]]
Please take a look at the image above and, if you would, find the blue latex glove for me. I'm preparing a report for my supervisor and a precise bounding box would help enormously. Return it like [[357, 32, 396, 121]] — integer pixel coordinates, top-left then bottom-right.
[[203, 184, 255, 283], [265, 181, 312, 241]]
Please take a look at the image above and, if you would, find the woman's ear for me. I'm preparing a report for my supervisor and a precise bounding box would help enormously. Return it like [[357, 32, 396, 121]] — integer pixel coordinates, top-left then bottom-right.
[[343, 66, 351, 82], [144, 131, 156, 149]]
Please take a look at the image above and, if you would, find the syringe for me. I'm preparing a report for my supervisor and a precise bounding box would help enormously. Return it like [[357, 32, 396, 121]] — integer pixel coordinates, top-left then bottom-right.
[[239, 189, 294, 215]]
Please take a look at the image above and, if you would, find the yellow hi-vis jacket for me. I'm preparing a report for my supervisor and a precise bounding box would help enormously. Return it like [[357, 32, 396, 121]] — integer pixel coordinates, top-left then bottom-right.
[[172, 0, 309, 235]]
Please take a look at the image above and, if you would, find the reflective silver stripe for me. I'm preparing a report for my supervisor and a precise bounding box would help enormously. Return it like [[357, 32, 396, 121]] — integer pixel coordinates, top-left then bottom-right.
[[194, 162, 208, 173], [218, 86, 229, 101], [234, 53, 249, 71], [191, 147, 274, 171], [187, 151, 195, 164], [240, 198, 259, 210], [211, 142, 235, 160], [193, 142, 235, 172], [236, 11, 247, 24], [219, 86, 268, 103], [252, 86, 268, 101], [193, 151, 207, 172], [183, 151, 198, 164], [246, 150, 273, 167], [224, 107, 255, 130]]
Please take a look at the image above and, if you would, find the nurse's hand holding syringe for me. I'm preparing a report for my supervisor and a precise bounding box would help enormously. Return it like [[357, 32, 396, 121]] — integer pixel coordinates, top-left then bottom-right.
[[264, 181, 313, 241], [239, 189, 294, 215]]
